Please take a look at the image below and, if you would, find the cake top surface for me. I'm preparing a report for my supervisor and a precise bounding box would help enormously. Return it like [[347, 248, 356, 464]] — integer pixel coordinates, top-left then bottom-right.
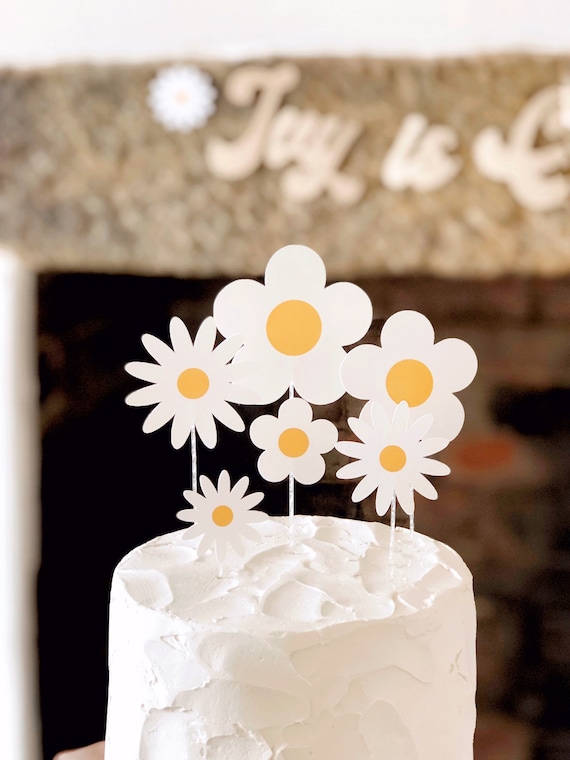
[[115, 515, 470, 634]]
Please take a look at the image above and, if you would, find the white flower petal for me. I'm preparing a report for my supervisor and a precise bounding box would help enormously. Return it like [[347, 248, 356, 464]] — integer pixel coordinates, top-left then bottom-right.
[[336, 440, 368, 459], [381, 310, 435, 352], [231, 475, 250, 501], [250, 414, 281, 450], [408, 413, 434, 441], [375, 487, 394, 517], [194, 407, 217, 449], [370, 402, 392, 436], [240, 492, 265, 511], [419, 458, 451, 476], [321, 282, 372, 346], [199, 476, 217, 501], [294, 343, 346, 404], [169, 317, 193, 355], [352, 474, 380, 502], [341, 344, 386, 401], [126, 385, 164, 408], [291, 453, 325, 486], [141, 402, 176, 433], [310, 418, 338, 453], [194, 316, 217, 355], [213, 333, 244, 365], [171, 410, 195, 450], [391, 401, 410, 436], [410, 472, 439, 500], [176, 508, 195, 523], [264, 245, 326, 293], [431, 337, 478, 393], [278, 397, 313, 426], [125, 361, 163, 383], [257, 449, 290, 483], [212, 400, 245, 433], [417, 436, 450, 456], [395, 483, 415, 515], [217, 470, 231, 495], [214, 279, 266, 340], [244, 509, 267, 523], [141, 332, 175, 365], [336, 459, 369, 480], [347, 416, 374, 445]]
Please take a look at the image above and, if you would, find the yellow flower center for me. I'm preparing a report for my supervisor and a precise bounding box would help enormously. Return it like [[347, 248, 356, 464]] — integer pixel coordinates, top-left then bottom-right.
[[177, 368, 210, 399], [278, 427, 310, 458], [266, 300, 322, 356], [379, 445, 407, 472], [385, 359, 434, 408], [212, 505, 233, 527]]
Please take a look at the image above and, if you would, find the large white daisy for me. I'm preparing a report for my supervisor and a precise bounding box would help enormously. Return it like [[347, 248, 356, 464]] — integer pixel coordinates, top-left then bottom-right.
[[148, 64, 217, 133], [250, 397, 338, 485], [213, 245, 372, 405], [336, 402, 450, 516], [341, 310, 477, 441], [177, 471, 266, 560], [125, 316, 254, 449]]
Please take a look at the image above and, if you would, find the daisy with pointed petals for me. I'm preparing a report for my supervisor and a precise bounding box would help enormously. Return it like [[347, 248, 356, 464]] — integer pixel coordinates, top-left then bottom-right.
[[341, 310, 477, 441], [336, 402, 450, 516], [148, 64, 217, 133], [125, 316, 255, 450], [250, 397, 338, 485], [177, 471, 266, 560], [213, 245, 372, 405]]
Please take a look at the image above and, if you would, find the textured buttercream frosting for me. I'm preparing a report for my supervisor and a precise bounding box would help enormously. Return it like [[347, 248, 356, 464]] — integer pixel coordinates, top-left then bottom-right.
[[105, 515, 476, 760]]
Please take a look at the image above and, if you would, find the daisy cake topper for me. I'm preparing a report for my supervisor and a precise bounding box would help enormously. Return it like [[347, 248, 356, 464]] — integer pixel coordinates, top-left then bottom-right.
[[125, 244, 477, 560], [337, 308, 477, 530]]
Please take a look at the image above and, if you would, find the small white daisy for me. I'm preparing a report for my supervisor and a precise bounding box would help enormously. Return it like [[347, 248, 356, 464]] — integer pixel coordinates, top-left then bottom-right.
[[148, 64, 217, 133], [125, 316, 255, 450], [177, 471, 266, 560], [336, 401, 450, 516], [341, 310, 477, 441], [250, 397, 338, 485], [214, 245, 372, 405]]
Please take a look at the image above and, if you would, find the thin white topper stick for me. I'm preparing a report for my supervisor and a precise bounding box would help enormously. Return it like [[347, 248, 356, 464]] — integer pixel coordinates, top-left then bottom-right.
[[409, 486, 415, 537], [288, 383, 295, 528], [190, 425, 198, 493], [389, 492, 397, 560]]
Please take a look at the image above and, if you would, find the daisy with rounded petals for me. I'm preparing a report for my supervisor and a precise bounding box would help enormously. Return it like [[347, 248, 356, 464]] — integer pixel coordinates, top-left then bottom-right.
[[125, 316, 255, 449], [250, 397, 338, 485], [213, 245, 372, 405], [341, 310, 477, 441], [336, 401, 450, 516], [177, 471, 266, 560], [148, 64, 217, 133]]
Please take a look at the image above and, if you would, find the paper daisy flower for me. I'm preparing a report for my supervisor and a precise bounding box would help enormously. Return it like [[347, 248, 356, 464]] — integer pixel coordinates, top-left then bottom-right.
[[148, 64, 217, 133], [249, 397, 338, 485], [213, 245, 372, 405], [177, 471, 266, 559], [341, 310, 477, 441], [125, 316, 255, 450], [336, 402, 450, 516]]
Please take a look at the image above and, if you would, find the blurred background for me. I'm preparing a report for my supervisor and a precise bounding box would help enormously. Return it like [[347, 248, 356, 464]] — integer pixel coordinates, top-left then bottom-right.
[[1, 2, 570, 760]]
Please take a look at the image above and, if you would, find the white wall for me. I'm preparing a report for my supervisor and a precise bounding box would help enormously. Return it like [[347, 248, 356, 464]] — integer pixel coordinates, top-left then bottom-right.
[[1, 0, 569, 68], [0, 249, 40, 760]]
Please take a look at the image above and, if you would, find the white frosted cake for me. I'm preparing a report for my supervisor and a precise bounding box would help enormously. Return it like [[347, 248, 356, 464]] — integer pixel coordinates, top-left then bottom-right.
[[105, 514, 476, 760]]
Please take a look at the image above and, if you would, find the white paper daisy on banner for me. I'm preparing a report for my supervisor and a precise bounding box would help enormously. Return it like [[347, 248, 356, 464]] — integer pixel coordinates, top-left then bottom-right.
[[125, 316, 254, 449], [336, 402, 450, 516], [177, 471, 266, 560], [148, 64, 217, 133], [250, 397, 338, 485], [214, 245, 373, 405], [341, 310, 477, 441]]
